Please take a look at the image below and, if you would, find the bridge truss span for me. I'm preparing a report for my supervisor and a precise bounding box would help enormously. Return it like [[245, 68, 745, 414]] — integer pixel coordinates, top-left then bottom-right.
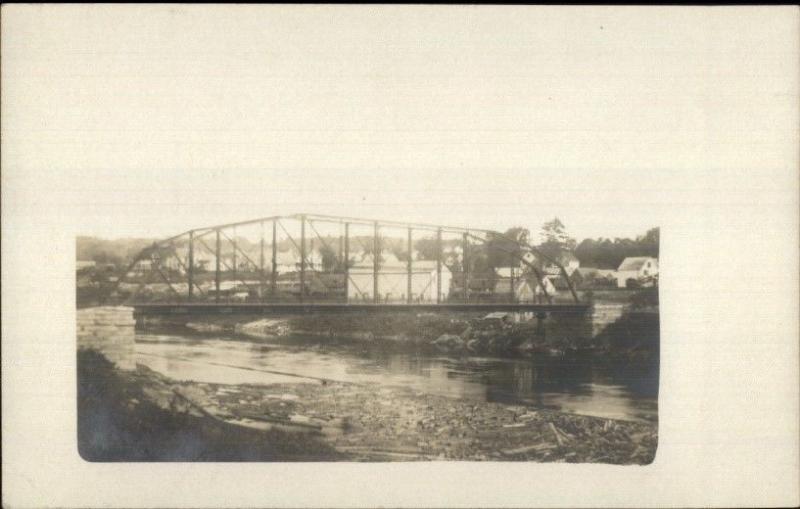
[[105, 213, 583, 310]]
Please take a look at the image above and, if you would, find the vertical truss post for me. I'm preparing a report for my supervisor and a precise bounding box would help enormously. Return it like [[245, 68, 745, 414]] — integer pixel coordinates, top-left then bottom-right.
[[338, 225, 344, 263], [373, 221, 379, 304], [510, 266, 516, 303], [231, 230, 237, 295], [215, 229, 221, 303], [463, 232, 469, 304], [407, 227, 413, 304], [436, 228, 442, 304], [299, 215, 306, 303], [271, 220, 277, 299], [344, 222, 350, 304], [188, 231, 194, 302], [259, 222, 265, 302]]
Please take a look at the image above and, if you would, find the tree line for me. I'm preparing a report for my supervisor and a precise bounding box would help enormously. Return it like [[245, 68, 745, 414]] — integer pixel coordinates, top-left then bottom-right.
[[574, 228, 659, 269]]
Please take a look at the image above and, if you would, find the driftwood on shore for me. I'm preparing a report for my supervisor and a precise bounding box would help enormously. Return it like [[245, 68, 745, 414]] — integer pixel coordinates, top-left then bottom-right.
[[116, 359, 658, 463]]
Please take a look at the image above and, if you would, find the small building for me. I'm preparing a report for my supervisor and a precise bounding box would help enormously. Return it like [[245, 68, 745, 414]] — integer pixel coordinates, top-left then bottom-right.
[[273, 274, 332, 298], [543, 251, 580, 276], [132, 258, 152, 274], [616, 257, 659, 288], [493, 278, 534, 302], [493, 273, 555, 303]]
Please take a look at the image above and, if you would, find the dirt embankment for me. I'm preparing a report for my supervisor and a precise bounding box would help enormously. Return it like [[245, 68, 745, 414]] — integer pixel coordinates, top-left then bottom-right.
[[78, 349, 658, 463], [77, 349, 342, 461]]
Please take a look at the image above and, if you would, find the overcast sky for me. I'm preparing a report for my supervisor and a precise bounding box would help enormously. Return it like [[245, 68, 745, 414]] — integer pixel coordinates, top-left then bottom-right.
[[3, 5, 796, 242]]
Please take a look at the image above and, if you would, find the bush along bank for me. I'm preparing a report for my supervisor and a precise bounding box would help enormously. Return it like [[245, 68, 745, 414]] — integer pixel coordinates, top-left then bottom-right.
[[593, 311, 660, 366]]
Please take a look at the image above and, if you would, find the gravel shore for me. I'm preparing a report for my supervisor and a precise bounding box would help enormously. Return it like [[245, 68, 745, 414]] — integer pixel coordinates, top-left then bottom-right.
[[118, 360, 657, 464]]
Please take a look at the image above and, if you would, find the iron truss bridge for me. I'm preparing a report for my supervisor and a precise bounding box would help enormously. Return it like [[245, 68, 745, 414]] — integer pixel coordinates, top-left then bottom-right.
[[106, 213, 587, 315]]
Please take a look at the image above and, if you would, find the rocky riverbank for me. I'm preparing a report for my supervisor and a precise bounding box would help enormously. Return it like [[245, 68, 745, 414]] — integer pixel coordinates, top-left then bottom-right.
[[78, 348, 658, 463], [143, 306, 657, 362]]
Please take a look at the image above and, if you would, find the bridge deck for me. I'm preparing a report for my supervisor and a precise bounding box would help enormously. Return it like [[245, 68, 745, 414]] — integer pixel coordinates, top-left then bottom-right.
[[133, 302, 590, 316]]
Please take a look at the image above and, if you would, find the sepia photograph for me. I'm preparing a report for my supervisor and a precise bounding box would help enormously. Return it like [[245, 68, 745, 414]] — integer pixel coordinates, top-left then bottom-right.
[[77, 214, 659, 463], [2, 4, 798, 508]]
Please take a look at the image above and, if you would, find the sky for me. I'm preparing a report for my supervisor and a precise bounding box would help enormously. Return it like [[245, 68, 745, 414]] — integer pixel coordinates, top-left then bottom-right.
[[3, 5, 796, 242]]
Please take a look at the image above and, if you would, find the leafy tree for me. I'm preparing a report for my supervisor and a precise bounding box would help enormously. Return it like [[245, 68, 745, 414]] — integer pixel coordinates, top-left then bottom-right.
[[318, 244, 338, 272], [574, 227, 659, 269], [413, 237, 461, 261], [486, 227, 530, 268], [413, 238, 438, 260], [537, 218, 576, 263]]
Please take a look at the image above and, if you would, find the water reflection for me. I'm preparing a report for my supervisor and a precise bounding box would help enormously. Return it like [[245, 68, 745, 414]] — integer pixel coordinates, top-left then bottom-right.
[[135, 333, 658, 422]]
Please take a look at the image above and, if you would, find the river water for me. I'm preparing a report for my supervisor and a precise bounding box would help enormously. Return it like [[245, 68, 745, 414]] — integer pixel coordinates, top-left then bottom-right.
[[135, 333, 658, 423]]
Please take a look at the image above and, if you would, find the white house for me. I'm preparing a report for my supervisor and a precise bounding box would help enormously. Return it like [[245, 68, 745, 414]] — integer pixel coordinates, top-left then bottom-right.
[[347, 258, 451, 303], [615, 257, 659, 287], [543, 251, 580, 276], [493, 268, 556, 302]]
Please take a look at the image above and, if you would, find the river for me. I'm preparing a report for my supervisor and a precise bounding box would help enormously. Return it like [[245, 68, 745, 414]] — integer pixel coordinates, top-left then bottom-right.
[[135, 332, 658, 423]]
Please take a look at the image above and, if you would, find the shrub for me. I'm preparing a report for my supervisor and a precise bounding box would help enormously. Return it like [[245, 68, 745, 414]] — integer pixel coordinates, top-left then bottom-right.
[[629, 286, 659, 310]]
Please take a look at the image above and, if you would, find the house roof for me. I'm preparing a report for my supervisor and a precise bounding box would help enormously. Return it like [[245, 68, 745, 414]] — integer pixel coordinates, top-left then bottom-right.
[[617, 257, 655, 271]]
